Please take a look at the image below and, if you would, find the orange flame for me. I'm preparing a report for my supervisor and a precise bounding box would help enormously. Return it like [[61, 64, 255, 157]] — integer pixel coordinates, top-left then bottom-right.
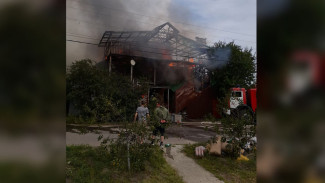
[[169, 62, 176, 67]]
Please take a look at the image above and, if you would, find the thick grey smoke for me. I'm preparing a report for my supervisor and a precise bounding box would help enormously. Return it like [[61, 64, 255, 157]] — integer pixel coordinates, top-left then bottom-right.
[[205, 47, 232, 70], [67, 0, 233, 89], [67, 0, 198, 65]]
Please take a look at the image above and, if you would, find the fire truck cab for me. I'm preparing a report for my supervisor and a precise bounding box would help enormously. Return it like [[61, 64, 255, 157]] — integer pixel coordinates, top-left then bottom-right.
[[226, 87, 257, 121]]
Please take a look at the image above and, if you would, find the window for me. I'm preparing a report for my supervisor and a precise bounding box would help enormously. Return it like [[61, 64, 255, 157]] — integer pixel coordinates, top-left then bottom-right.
[[232, 91, 242, 97]]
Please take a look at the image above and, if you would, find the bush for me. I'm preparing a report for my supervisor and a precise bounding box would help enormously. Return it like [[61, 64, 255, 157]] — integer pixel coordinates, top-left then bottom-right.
[[215, 98, 256, 158], [67, 59, 149, 123], [99, 122, 162, 172]]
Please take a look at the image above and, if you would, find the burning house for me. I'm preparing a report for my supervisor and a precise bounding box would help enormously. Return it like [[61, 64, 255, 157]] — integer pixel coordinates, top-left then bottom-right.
[[98, 22, 219, 119]]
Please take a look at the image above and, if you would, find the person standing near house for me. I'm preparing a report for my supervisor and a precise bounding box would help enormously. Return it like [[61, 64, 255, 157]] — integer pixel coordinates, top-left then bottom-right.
[[134, 100, 149, 124], [134, 100, 149, 144], [151, 101, 170, 147]]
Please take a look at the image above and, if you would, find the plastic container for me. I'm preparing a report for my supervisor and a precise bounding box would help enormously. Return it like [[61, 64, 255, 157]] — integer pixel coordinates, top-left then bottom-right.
[[165, 144, 171, 155]]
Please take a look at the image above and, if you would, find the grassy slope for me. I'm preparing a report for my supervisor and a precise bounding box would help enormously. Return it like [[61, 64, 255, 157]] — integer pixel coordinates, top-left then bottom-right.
[[182, 143, 256, 183], [66, 145, 183, 183]]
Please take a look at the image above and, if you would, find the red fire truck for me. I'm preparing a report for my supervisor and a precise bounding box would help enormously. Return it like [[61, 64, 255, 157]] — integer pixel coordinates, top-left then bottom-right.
[[225, 87, 257, 122]]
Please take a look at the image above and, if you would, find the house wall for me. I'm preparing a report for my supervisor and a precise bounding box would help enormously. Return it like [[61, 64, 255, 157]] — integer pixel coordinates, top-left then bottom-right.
[[185, 87, 216, 119]]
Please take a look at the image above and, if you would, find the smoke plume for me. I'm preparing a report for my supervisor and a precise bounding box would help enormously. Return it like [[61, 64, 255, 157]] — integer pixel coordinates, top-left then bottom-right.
[[67, 0, 195, 65]]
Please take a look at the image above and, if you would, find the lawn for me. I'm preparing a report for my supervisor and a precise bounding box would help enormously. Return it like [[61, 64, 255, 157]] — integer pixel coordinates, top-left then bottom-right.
[[0, 163, 64, 183], [66, 145, 184, 183], [182, 143, 256, 183]]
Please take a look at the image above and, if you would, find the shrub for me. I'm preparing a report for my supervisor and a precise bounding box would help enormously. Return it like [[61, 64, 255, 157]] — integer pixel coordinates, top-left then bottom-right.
[[215, 97, 256, 158], [66, 59, 149, 123], [99, 122, 162, 172]]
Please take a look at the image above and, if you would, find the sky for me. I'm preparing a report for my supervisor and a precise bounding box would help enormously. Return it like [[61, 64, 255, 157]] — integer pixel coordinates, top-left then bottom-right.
[[66, 0, 256, 66]]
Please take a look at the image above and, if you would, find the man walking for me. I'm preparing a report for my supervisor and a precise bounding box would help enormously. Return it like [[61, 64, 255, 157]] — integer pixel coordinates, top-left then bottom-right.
[[151, 101, 169, 147]]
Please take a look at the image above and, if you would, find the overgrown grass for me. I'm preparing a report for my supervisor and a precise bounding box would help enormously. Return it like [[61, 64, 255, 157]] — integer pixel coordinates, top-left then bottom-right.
[[0, 163, 64, 183], [66, 145, 184, 183], [182, 143, 256, 183]]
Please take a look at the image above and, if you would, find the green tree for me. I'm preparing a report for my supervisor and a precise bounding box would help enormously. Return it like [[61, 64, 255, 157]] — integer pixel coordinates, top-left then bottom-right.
[[66, 59, 148, 123], [209, 41, 256, 98], [67, 59, 109, 123], [208, 42, 256, 158]]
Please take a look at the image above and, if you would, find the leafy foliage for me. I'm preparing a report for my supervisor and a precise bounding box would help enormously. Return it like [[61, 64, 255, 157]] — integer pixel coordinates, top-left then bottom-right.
[[148, 95, 158, 116], [66, 59, 149, 123], [209, 41, 256, 98], [99, 122, 164, 172], [206, 41, 257, 158], [215, 97, 256, 158], [98, 104, 175, 172]]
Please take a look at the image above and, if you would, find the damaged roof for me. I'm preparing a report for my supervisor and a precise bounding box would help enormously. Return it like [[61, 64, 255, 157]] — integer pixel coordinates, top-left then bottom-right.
[[98, 22, 209, 64]]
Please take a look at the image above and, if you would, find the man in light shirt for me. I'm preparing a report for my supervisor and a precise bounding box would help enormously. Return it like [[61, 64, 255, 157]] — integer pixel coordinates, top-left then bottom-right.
[[134, 100, 149, 144], [134, 100, 149, 124]]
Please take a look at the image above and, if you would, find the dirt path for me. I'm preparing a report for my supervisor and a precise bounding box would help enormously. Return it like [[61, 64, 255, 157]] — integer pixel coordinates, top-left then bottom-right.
[[163, 145, 223, 183]]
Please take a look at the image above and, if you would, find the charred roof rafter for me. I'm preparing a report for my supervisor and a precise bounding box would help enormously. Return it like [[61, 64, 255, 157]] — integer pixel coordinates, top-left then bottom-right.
[[99, 22, 209, 63]]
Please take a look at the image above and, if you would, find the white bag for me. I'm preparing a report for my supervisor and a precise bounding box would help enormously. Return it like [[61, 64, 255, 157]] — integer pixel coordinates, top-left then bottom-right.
[[195, 146, 206, 157]]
